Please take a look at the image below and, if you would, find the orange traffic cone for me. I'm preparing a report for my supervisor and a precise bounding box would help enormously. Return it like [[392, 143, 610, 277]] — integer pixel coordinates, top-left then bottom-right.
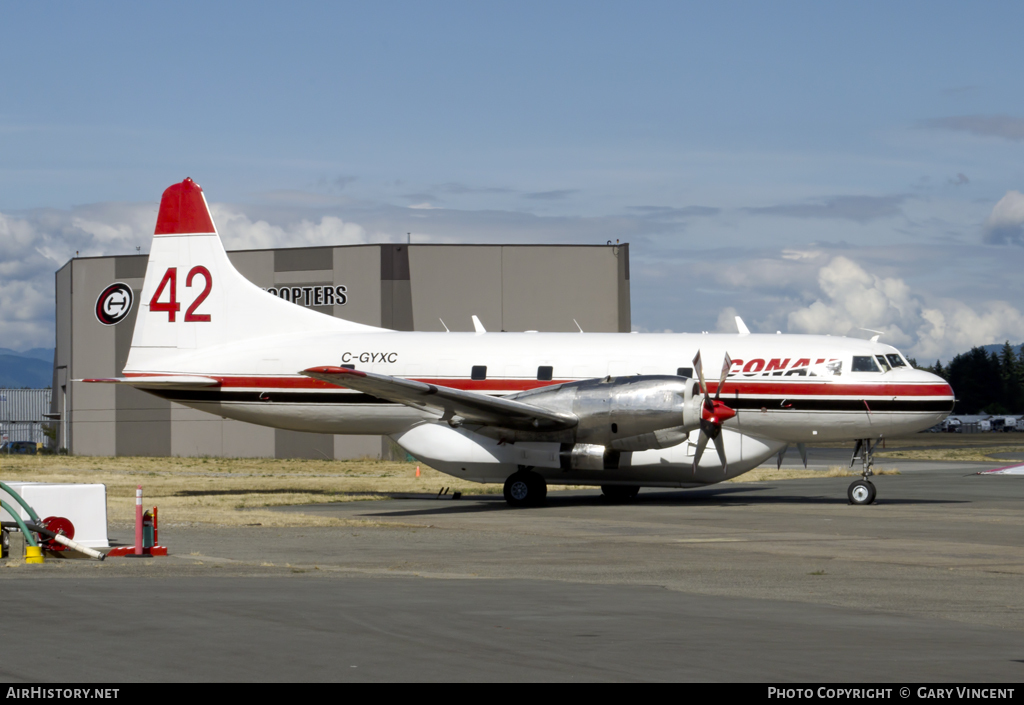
[[415, 466, 420, 478]]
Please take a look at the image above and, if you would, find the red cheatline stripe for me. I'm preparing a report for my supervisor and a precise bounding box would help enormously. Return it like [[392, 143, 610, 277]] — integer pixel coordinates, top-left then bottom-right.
[[124, 372, 953, 398], [707, 381, 952, 397]]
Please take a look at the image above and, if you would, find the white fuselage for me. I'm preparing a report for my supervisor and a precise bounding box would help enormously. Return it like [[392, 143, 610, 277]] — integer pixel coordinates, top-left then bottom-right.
[[128, 329, 953, 487]]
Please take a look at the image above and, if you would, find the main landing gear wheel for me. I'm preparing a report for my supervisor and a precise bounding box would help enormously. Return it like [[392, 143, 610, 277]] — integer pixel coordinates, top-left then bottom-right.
[[503, 470, 547, 508], [847, 479, 876, 505], [601, 485, 640, 502]]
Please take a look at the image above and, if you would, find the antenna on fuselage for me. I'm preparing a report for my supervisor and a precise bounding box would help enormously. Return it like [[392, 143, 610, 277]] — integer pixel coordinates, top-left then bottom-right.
[[573, 319, 584, 333], [439, 318, 450, 333], [472, 315, 486, 334]]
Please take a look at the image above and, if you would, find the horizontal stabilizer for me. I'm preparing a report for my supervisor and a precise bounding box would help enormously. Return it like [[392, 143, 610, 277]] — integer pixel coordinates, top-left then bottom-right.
[[81, 375, 221, 388], [301, 366, 577, 431]]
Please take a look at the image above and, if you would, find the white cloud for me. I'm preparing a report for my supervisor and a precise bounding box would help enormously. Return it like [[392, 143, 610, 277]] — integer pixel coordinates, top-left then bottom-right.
[[780, 249, 824, 261], [715, 306, 741, 333], [209, 205, 368, 250], [983, 190, 1024, 244], [781, 256, 1024, 361], [0, 208, 143, 349], [0, 202, 369, 349], [711, 251, 827, 296]]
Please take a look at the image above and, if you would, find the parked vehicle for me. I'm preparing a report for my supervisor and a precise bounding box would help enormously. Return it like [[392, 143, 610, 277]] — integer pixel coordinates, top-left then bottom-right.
[[0, 441, 37, 454]]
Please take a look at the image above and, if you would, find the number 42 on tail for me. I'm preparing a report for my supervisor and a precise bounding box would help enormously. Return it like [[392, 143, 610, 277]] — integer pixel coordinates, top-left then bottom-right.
[[150, 266, 212, 322]]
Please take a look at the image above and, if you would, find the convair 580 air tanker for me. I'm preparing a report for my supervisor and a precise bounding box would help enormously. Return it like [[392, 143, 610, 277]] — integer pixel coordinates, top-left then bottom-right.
[[85, 179, 954, 506]]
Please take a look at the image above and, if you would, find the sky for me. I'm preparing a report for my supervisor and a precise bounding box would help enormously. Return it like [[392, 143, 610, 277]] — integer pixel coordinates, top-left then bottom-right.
[[3, 2, 1024, 362]]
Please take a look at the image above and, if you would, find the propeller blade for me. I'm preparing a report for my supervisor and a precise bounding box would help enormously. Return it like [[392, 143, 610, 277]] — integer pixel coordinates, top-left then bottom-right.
[[712, 430, 728, 474], [777, 444, 788, 470], [715, 353, 732, 401], [693, 351, 707, 398], [692, 431, 710, 473], [691, 349, 738, 473]]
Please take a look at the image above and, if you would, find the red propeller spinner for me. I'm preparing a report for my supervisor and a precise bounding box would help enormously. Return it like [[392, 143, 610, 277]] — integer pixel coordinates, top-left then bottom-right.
[[692, 351, 737, 474]]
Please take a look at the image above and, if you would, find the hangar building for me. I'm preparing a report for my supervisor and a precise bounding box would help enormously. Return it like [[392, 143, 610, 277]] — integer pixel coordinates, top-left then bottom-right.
[[53, 243, 630, 458]]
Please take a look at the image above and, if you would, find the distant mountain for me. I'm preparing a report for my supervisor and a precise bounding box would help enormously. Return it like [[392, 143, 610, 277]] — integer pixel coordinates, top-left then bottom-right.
[[0, 348, 53, 363], [0, 353, 53, 388], [979, 343, 1024, 357]]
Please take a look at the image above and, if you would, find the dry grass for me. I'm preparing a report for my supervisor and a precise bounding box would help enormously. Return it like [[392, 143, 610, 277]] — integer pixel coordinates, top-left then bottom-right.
[[0, 455, 496, 527], [875, 446, 1024, 462], [1, 453, 905, 526], [728, 465, 899, 483], [799, 432, 1024, 463]]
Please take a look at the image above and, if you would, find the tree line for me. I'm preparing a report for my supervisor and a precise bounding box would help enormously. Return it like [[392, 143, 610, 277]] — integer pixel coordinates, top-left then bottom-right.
[[920, 342, 1024, 415]]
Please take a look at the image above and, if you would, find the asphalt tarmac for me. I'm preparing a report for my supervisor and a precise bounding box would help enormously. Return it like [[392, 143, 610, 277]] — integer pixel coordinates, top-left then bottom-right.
[[2, 456, 1023, 682]]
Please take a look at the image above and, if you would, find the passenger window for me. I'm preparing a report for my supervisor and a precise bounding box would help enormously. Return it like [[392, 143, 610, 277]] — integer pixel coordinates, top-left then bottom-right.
[[886, 354, 906, 369], [852, 356, 881, 372], [677, 367, 693, 378], [537, 366, 553, 381], [875, 355, 891, 371], [471, 365, 487, 380]]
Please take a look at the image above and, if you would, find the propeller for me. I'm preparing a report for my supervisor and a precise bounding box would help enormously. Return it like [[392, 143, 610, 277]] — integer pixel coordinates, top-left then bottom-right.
[[776, 443, 808, 469], [692, 351, 737, 473]]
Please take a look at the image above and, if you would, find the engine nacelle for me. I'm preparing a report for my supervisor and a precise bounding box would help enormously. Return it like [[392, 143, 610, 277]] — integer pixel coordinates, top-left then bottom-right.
[[561, 443, 619, 470], [479, 375, 700, 451]]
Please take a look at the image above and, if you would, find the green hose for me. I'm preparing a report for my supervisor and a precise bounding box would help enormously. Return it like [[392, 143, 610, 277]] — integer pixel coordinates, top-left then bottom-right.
[[1, 499, 39, 548], [0, 481, 40, 524]]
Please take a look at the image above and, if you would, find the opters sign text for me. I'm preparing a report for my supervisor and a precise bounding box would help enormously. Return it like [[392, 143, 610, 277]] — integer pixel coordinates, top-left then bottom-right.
[[264, 285, 347, 307]]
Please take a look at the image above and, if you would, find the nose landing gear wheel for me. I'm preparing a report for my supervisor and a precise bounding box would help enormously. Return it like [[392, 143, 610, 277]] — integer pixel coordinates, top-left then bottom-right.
[[503, 470, 547, 507], [848, 479, 876, 505]]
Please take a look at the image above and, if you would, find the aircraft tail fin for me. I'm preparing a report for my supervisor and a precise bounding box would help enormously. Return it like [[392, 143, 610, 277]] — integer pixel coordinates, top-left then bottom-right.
[[125, 178, 379, 372]]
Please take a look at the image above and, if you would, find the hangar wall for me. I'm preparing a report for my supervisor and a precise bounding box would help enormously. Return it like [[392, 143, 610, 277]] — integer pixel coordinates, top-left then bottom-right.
[[53, 243, 630, 458]]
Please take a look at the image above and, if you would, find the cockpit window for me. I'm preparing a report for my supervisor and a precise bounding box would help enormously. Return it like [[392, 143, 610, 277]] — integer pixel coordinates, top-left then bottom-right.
[[875, 355, 891, 371], [852, 356, 881, 372], [886, 354, 907, 369]]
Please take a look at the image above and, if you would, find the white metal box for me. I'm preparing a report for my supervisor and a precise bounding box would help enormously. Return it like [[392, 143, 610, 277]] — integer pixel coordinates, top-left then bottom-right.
[[1, 482, 109, 548]]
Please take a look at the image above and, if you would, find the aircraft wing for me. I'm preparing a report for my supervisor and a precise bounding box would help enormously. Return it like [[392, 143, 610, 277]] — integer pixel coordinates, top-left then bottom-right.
[[301, 366, 577, 431]]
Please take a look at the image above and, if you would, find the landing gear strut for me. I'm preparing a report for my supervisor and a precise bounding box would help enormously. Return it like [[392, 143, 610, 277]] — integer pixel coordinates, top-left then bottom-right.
[[847, 437, 880, 505], [503, 468, 547, 508]]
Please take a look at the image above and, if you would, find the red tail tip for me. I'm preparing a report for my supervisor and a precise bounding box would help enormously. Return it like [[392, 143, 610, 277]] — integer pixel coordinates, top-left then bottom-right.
[[154, 177, 216, 235]]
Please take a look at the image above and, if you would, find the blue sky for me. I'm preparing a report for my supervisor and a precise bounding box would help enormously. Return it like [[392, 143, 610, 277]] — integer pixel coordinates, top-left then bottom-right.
[[3, 2, 1024, 360]]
